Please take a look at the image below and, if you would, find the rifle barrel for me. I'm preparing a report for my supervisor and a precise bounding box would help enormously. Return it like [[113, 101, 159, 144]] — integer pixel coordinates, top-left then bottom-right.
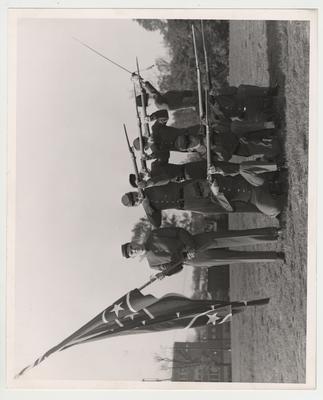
[[136, 57, 151, 138], [133, 83, 148, 171], [192, 25, 204, 119], [201, 20, 211, 89]]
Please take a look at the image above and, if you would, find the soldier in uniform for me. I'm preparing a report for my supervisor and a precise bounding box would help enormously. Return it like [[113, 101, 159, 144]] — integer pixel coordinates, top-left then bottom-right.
[[121, 173, 284, 227], [211, 84, 279, 121], [121, 226, 285, 277], [133, 110, 280, 162], [130, 158, 278, 189], [135, 80, 278, 119]]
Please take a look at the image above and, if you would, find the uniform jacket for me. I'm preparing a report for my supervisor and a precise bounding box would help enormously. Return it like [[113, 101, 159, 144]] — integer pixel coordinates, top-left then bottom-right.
[[149, 122, 201, 161], [144, 227, 196, 275], [144, 81, 196, 110]]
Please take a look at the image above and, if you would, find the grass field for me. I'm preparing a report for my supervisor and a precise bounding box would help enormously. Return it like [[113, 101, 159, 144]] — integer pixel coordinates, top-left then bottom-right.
[[228, 21, 309, 383]]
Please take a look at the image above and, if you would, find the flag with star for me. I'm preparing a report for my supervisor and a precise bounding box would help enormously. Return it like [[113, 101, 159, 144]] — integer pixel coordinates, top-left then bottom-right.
[[16, 289, 269, 377]]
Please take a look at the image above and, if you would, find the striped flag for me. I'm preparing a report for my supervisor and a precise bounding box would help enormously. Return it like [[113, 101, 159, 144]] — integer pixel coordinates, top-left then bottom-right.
[[16, 289, 269, 378]]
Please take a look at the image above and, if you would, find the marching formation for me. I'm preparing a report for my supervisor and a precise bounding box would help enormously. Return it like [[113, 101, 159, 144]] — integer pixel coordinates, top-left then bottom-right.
[[121, 22, 286, 284]]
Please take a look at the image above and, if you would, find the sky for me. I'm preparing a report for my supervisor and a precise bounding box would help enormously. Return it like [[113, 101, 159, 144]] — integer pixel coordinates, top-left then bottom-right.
[[14, 17, 196, 382]]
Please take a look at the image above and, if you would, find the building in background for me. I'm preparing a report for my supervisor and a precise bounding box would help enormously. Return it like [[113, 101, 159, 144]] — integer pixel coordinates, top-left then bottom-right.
[[171, 338, 231, 382]]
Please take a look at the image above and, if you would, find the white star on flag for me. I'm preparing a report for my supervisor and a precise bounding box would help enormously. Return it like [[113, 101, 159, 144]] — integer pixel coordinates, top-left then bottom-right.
[[207, 312, 221, 325], [176, 312, 180, 318], [141, 320, 146, 325], [110, 302, 124, 317]]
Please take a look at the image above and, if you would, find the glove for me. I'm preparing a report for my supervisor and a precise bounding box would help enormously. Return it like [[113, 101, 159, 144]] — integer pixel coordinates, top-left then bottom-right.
[[137, 180, 147, 189], [186, 250, 196, 260], [155, 272, 165, 280], [208, 165, 224, 175], [210, 179, 220, 196]]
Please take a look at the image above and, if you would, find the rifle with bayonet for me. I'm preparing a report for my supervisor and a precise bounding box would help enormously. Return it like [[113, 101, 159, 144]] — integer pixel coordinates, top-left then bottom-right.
[[136, 57, 151, 138], [133, 83, 149, 173], [123, 124, 145, 198], [192, 25, 204, 120], [192, 22, 215, 183], [200, 20, 212, 176], [192, 23, 212, 175]]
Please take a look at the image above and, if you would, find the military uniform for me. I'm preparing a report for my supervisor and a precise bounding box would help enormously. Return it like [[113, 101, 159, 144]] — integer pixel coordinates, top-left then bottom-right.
[[138, 180, 258, 227], [138, 174, 282, 227], [212, 84, 278, 120], [143, 81, 199, 110], [148, 160, 277, 187], [209, 175, 283, 217], [141, 227, 283, 276], [149, 121, 202, 161], [150, 120, 280, 162]]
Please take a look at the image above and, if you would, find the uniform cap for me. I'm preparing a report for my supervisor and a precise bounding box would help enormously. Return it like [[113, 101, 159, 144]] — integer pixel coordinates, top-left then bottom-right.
[[133, 136, 148, 151], [129, 174, 138, 188], [121, 242, 131, 258], [121, 192, 136, 206]]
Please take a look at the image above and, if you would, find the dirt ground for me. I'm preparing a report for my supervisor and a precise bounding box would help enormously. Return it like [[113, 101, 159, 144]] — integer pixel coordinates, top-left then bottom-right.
[[228, 21, 309, 383]]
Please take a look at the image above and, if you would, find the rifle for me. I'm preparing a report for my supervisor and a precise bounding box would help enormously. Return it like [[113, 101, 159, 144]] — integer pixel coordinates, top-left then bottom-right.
[[133, 83, 148, 173], [192, 25, 204, 120], [192, 23, 213, 177], [136, 57, 151, 138], [201, 21, 211, 90], [200, 21, 212, 174], [138, 260, 183, 291], [123, 124, 145, 198]]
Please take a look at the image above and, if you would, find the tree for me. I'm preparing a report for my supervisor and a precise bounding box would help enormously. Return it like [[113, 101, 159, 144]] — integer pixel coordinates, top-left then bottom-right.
[[135, 19, 229, 92], [154, 353, 200, 371], [136, 19, 168, 34]]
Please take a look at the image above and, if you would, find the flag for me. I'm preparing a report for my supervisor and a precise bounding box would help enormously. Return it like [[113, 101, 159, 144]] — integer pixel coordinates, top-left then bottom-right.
[[16, 289, 269, 377]]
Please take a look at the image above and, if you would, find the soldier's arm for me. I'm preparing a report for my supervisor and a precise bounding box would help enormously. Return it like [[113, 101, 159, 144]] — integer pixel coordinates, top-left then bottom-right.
[[142, 198, 162, 228], [159, 227, 196, 250], [216, 86, 238, 96], [212, 161, 240, 176], [184, 124, 204, 136], [146, 175, 171, 187], [143, 81, 162, 99], [161, 124, 202, 138], [160, 263, 184, 276]]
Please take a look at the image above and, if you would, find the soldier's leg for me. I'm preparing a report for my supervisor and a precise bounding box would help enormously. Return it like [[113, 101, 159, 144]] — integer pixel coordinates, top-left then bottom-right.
[[231, 120, 275, 137], [240, 161, 278, 174], [235, 130, 282, 160], [193, 228, 279, 251], [237, 84, 278, 98], [250, 186, 284, 217], [239, 161, 278, 187], [190, 249, 284, 267]]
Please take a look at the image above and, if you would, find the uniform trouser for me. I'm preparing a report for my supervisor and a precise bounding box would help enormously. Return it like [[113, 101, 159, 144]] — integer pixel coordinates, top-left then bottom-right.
[[186, 249, 282, 267], [192, 228, 279, 251], [239, 161, 277, 186], [250, 184, 283, 217], [237, 85, 271, 98], [183, 160, 277, 187], [231, 121, 274, 137], [235, 129, 281, 160]]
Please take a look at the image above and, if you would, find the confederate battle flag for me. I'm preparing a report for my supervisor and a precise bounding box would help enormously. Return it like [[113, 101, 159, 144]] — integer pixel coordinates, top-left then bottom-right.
[[16, 289, 269, 377]]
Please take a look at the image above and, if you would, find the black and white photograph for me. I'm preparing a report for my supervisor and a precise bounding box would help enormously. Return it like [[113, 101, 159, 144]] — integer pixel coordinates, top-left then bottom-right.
[[5, 7, 317, 389]]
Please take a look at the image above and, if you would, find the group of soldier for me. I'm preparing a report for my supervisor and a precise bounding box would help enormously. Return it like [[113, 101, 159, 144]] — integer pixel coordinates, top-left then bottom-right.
[[120, 77, 286, 281]]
